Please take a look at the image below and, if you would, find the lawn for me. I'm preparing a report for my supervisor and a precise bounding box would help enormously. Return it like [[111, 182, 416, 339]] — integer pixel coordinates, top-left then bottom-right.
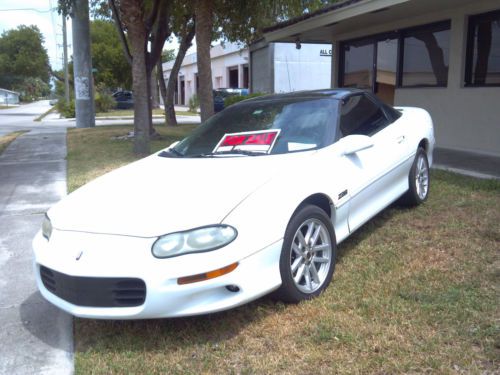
[[66, 124, 197, 193], [67, 126, 499, 374], [0, 130, 28, 155]]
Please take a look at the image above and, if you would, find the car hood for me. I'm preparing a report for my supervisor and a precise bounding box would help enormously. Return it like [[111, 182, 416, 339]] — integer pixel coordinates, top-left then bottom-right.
[[49, 151, 307, 237]]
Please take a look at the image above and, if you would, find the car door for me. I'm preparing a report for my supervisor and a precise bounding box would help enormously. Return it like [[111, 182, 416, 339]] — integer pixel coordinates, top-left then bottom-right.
[[337, 93, 407, 233]]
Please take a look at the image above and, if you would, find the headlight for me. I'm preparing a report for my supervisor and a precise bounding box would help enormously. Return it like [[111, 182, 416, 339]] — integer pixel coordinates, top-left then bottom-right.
[[42, 214, 52, 241], [152, 225, 237, 258]]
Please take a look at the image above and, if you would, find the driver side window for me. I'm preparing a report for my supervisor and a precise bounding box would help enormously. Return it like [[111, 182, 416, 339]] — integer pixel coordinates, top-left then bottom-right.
[[339, 94, 390, 137]]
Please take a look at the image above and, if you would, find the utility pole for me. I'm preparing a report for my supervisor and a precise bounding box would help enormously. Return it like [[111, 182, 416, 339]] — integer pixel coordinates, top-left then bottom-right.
[[71, 0, 95, 128], [62, 14, 70, 104]]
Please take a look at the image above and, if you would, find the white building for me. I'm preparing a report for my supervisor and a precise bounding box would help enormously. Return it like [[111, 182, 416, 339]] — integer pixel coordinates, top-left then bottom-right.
[[250, 41, 332, 94], [163, 42, 249, 106], [0, 88, 20, 105], [258, 0, 500, 157], [163, 41, 332, 106]]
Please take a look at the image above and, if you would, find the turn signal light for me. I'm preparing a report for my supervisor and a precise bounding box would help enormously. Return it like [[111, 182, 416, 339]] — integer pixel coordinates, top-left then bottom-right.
[[177, 263, 238, 285]]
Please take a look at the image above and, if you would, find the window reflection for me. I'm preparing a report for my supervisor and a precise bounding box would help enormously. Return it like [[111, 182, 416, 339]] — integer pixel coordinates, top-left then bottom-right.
[[466, 10, 500, 86], [402, 26, 450, 87], [376, 38, 398, 104], [342, 41, 374, 90]]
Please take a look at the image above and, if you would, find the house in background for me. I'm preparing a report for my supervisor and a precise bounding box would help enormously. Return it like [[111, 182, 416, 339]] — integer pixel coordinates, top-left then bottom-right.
[[256, 0, 500, 157], [0, 88, 20, 105], [163, 41, 332, 106]]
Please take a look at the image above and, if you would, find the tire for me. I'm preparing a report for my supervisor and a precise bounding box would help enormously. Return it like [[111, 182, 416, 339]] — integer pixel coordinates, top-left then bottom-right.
[[274, 204, 336, 303], [400, 147, 430, 206]]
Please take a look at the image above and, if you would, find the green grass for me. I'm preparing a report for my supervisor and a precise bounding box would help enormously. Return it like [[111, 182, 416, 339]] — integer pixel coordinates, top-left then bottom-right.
[[0, 130, 28, 154], [95, 109, 199, 118], [66, 124, 196, 193], [65, 132, 500, 374]]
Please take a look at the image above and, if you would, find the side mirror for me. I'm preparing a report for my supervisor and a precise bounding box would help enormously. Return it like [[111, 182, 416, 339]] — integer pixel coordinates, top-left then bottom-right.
[[340, 135, 374, 156], [169, 141, 180, 149]]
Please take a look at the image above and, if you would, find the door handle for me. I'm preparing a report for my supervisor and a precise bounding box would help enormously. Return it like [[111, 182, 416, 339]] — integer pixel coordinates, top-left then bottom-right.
[[396, 135, 405, 144]]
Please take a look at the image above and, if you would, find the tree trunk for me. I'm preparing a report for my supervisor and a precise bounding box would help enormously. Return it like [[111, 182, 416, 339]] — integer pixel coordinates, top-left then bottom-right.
[[150, 65, 160, 109], [157, 59, 171, 122], [121, 1, 151, 155], [195, 0, 214, 122], [162, 24, 195, 126]]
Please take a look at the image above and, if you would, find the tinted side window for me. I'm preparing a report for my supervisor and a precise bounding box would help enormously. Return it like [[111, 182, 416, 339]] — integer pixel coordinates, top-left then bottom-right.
[[339, 95, 390, 137]]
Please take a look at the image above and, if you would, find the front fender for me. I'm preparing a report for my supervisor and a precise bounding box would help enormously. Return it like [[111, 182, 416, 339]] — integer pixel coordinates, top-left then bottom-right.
[[222, 150, 343, 258]]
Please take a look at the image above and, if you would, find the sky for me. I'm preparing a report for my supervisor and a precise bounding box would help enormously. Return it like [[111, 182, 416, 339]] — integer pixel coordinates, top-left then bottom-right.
[[0, 0, 194, 72], [0, 0, 71, 70]]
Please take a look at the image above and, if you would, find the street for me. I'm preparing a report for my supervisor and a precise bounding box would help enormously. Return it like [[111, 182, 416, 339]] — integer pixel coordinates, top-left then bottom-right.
[[0, 102, 73, 375]]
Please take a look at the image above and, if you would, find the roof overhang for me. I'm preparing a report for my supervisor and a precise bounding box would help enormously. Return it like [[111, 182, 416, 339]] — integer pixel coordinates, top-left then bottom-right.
[[262, 0, 475, 44], [263, 0, 409, 44]]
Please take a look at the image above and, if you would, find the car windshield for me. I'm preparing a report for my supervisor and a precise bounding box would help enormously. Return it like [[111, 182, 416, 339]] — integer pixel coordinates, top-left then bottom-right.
[[167, 97, 338, 157]]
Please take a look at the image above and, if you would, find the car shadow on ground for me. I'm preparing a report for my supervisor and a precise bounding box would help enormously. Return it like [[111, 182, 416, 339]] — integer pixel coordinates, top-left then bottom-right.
[[20, 291, 73, 352], [335, 203, 401, 263]]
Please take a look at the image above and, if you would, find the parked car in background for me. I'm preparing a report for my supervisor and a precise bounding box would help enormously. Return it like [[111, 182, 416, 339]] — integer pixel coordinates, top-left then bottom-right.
[[113, 91, 134, 110], [33, 88, 434, 319], [214, 88, 249, 112]]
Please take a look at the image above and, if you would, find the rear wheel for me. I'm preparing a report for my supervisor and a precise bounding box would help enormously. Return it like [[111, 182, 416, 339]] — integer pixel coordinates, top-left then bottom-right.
[[274, 205, 336, 303], [400, 147, 430, 206]]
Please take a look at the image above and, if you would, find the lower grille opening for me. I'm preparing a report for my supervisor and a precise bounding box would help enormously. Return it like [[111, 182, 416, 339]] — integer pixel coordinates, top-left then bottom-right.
[[39, 265, 146, 308]]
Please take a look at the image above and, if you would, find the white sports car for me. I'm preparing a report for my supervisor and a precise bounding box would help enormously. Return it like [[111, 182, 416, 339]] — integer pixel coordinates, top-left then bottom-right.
[[33, 89, 434, 319]]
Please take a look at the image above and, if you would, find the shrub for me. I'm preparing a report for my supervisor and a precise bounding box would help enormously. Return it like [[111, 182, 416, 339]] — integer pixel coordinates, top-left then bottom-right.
[[188, 94, 199, 112], [224, 92, 265, 108], [95, 92, 115, 113], [56, 99, 75, 118]]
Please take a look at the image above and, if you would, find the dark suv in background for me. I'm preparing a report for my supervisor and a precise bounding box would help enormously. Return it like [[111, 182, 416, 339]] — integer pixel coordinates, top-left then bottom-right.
[[213, 88, 249, 112]]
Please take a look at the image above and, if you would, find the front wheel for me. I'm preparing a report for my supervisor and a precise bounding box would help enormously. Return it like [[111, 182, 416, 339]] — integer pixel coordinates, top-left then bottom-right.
[[400, 147, 430, 206], [274, 204, 336, 303]]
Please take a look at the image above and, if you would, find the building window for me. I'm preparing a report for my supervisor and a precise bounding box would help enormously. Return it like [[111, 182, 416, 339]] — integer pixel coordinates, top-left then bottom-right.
[[342, 39, 374, 91], [465, 9, 500, 86], [339, 20, 451, 104], [401, 22, 450, 87]]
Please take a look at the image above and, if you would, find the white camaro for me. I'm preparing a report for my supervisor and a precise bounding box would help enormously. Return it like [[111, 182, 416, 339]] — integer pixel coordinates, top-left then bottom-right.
[[33, 89, 434, 319]]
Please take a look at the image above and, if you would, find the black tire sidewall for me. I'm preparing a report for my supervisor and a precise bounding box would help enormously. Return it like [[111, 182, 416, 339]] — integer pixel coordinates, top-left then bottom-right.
[[278, 204, 336, 303]]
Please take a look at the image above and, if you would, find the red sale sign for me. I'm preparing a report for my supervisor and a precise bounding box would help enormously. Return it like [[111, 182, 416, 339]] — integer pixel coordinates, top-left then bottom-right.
[[213, 129, 281, 154]]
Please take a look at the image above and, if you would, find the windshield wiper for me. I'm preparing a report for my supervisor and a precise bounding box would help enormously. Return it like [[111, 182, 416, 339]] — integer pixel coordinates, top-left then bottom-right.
[[181, 150, 265, 158], [159, 148, 184, 158]]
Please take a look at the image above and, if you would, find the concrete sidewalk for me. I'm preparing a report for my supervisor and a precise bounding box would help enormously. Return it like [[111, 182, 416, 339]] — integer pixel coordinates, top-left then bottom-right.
[[433, 147, 500, 180], [41, 110, 201, 126], [0, 128, 73, 374]]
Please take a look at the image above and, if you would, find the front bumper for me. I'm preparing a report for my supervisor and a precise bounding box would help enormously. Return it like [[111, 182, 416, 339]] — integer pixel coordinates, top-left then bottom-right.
[[33, 230, 282, 319]]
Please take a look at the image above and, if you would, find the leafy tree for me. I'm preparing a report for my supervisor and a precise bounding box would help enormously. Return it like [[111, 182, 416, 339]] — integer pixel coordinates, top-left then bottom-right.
[[15, 77, 51, 102], [59, 0, 171, 155], [0, 25, 50, 95], [108, 0, 171, 154], [192, 0, 337, 121], [90, 19, 132, 90], [161, 49, 176, 63]]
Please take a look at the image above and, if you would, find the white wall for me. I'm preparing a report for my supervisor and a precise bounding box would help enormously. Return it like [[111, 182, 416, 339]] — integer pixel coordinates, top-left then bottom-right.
[[273, 43, 332, 93], [163, 42, 248, 105]]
